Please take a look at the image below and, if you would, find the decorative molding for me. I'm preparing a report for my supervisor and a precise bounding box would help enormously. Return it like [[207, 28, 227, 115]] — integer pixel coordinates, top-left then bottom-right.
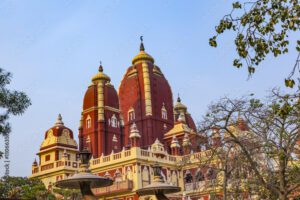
[[142, 62, 152, 116]]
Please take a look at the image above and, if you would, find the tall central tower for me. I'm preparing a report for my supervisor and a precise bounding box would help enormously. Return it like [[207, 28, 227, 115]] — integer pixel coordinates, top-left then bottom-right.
[[119, 39, 174, 147]]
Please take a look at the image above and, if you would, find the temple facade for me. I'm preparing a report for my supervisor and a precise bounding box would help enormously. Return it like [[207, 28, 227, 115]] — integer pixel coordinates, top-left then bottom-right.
[[30, 40, 252, 200]]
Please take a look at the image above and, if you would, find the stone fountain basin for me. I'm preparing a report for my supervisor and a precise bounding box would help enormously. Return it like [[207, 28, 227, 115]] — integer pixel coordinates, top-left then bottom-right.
[[136, 182, 181, 196], [55, 172, 113, 189]]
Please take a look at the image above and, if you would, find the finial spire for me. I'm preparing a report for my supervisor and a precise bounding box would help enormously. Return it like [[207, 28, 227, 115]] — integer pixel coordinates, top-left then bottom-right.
[[99, 61, 103, 72], [140, 36, 145, 51], [55, 114, 64, 126], [177, 93, 181, 102]]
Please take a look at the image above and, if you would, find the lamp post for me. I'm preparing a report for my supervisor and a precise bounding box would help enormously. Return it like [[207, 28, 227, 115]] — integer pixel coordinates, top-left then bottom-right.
[[136, 163, 181, 200], [55, 149, 113, 200]]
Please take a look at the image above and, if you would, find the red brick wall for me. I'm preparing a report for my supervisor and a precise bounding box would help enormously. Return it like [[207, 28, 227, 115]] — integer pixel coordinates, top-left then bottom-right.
[[119, 63, 174, 148]]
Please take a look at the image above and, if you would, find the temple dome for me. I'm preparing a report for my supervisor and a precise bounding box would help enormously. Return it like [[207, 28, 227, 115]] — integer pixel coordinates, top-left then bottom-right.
[[40, 114, 77, 150], [119, 38, 174, 147], [174, 96, 187, 111], [132, 39, 154, 65], [92, 64, 111, 83], [132, 50, 154, 65]]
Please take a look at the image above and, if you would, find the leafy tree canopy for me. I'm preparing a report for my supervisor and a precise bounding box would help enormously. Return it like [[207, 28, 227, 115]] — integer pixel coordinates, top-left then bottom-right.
[[0, 68, 31, 158], [0, 176, 55, 199], [199, 89, 300, 200], [209, 0, 300, 88]]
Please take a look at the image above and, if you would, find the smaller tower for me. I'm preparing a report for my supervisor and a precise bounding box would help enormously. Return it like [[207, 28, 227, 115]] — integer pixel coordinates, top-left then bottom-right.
[[31, 159, 38, 174], [170, 135, 180, 156], [29, 114, 79, 188], [129, 123, 141, 147], [174, 96, 197, 131]]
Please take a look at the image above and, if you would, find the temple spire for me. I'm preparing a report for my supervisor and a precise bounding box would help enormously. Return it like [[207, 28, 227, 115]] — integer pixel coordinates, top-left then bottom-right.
[[140, 36, 145, 51], [55, 114, 64, 126], [177, 93, 181, 103], [99, 61, 103, 72]]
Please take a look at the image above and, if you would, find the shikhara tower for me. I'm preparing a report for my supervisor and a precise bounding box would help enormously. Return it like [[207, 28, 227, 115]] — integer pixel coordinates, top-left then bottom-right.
[[78, 39, 197, 158]]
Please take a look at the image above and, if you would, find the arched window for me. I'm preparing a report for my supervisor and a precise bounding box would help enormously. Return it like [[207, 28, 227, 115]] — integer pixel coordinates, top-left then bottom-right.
[[86, 115, 91, 129], [195, 169, 205, 182], [161, 103, 168, 119], [171, 171, 178, 186], [126, 167, 133, 180], [128, 107, 135, 121], [114, 169, 122, 182], [142, 166, 150, 185], [111, 114, 118, 128], [184, 170, 193, 183]]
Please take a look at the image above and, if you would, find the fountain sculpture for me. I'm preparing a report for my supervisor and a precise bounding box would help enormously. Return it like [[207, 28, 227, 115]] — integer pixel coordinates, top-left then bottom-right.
[[55, 149, 113, 200], [136, 162, 181, 200]]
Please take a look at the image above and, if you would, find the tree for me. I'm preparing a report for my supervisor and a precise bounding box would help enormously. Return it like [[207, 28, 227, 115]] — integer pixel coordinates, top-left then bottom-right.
[[199, 128, 261, 200], [0, 68, 31, 157], [209, 0, 300, 88], [0, 176, 55, 199], [199, 89, 300, 200], [52, 188, 82, 200]]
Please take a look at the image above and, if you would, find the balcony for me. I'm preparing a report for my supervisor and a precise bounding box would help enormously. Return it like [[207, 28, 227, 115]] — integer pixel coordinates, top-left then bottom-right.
[[31, 160, 79, 176], [92, 180, 133, 196]]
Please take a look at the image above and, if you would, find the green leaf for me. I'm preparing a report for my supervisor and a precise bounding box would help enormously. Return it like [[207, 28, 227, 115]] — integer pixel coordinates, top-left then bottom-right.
[[209, 37, 217, 47], [232, 2, 242, 9], [285, 79, 295, 88]]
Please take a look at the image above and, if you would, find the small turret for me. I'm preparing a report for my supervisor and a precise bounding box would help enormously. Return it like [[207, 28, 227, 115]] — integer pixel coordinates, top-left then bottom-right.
[[32, 158, 38, 166], [129, 123, 141, 147]]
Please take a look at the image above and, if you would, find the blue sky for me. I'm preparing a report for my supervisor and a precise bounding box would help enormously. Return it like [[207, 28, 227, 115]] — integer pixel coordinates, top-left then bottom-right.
[[0, 0, 297, 176]]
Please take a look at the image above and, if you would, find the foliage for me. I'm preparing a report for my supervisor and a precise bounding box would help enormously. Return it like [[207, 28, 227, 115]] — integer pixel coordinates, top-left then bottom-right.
[[0, 68, 31, 156], [199, 89, 300, 200], [0, 176, 55, 199], [52, 188, 82, 200], [209, 0, 300, 87]]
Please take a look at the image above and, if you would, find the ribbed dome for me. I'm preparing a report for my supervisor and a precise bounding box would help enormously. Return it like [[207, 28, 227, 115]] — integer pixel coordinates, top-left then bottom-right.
[[92, 65, 111, 82], [40, 114, 77, 150], [44, 114, 74, 139], [174, 96, 187, 110], [132, 39, 154, 65], [132, 50, 154, 65]]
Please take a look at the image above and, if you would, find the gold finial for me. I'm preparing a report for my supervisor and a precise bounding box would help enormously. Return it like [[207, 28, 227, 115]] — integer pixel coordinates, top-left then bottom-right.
[[99, 61, 103, 72], [140, 36, 145, 51]]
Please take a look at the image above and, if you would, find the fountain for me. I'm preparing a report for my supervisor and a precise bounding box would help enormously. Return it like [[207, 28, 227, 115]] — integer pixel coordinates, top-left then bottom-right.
[[55, 149, 113, 200], [136, 163, 181, 200]]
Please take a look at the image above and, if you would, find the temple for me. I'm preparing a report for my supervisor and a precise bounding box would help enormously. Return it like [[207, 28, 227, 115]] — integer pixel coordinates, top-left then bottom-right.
[[29, 39, 253, 200]]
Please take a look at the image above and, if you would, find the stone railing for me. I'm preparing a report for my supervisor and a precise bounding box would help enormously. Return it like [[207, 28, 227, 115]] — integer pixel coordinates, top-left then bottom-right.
[[92, 180, 133, 196], [90, 147, 179, 169], [31, 160, 79, 175]]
